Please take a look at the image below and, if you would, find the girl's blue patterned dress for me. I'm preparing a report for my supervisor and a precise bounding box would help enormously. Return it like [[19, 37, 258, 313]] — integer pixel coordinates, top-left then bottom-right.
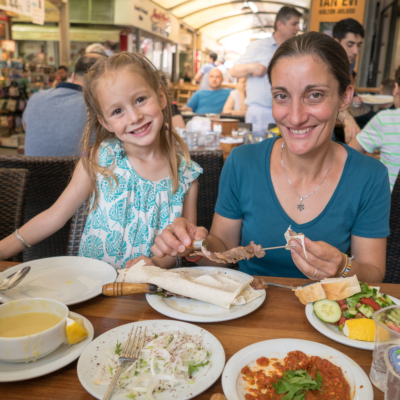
[[79, 139, 202, 269]]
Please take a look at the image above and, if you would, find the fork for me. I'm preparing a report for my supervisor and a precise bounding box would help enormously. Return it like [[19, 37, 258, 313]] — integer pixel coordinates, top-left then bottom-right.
[[103, 325, 147, 400]]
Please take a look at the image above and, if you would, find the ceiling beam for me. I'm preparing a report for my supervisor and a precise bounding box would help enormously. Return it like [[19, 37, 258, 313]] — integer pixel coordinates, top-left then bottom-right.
[[197, 11, 276, 30], [177, 0, 306, 18], [217, 24, 274, 41]]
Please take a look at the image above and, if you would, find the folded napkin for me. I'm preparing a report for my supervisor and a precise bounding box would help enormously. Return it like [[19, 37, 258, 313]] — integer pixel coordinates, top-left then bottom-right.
[[117, 261, 263, 309]]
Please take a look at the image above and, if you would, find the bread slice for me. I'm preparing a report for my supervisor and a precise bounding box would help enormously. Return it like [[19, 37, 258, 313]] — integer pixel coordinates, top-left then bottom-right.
[[320, 275, 361, 301], [294, 282, 326, 305]]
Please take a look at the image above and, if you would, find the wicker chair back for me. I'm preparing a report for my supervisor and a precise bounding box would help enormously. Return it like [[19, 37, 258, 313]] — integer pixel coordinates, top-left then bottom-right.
[[0, 168, 30, 262], [0, 156, 77, 262]]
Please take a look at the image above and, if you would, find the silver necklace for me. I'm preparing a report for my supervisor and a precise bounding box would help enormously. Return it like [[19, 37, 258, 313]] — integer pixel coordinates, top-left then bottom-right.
[[280, 142, 335, 211]]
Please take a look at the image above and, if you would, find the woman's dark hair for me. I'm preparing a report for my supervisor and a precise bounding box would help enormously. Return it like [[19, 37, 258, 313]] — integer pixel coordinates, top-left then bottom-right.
[[268, 31, 351, 96]]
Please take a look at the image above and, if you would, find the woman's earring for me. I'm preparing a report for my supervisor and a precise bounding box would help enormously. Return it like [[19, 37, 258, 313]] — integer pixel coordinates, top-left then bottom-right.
[[336, 111, 346, 124]]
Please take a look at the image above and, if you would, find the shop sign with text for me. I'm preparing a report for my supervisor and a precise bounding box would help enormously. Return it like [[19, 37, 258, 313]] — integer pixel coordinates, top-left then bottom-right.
[[309, 0, 365, 32], [114, 0, 179, 42]]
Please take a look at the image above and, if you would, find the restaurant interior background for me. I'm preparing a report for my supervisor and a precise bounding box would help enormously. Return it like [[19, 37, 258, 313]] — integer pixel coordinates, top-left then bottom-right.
[[0, 0, 399, 150]]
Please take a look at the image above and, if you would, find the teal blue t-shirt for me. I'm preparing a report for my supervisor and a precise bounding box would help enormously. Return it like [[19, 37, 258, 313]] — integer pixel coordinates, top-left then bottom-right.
[[187, 89, 230, 114], [215, 137, 391, 278]]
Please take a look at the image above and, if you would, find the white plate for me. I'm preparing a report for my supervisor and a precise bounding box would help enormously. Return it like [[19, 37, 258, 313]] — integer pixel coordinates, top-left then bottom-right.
[[0, 256, 117, 306], [306, 295, 400, 350], [359, 94, 394, 105], [77, 319, 225, 400], [146, 266, 266, 323], [222, 338, 373, 400], [0, 311, 94, 382]]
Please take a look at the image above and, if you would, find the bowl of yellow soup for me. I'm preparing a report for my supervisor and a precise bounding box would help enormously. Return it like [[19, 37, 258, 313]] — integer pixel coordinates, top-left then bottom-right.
[[0, 298, 68, 362]]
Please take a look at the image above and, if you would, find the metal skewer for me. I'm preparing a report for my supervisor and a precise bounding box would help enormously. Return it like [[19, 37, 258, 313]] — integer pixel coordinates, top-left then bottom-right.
[[261, 245, 295, 251]]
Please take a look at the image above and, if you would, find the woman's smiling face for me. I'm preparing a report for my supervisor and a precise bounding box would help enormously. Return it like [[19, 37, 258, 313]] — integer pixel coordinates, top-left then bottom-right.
[[271, 54, 352, 154]]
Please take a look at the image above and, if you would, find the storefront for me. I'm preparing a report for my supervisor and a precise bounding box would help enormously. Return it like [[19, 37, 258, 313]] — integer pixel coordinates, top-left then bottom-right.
[[114, 0, 180, 78], [12, 24, 121, 67]]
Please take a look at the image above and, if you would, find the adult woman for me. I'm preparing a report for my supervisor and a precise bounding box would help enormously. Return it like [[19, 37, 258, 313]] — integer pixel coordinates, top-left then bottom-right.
[[151, 32, 390, 282], [222, 77, 247, 116]]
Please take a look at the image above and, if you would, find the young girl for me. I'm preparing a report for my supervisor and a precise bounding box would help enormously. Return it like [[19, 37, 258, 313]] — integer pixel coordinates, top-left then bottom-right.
[[0, 53, 202, 269]]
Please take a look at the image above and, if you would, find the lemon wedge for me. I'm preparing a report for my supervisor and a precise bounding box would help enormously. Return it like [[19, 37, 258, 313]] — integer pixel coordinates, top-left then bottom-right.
[[343, 319, 376, 342], [65, 316, 88, 345]]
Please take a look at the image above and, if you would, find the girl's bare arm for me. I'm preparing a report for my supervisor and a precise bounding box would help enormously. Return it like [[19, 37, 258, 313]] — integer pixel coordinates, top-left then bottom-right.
[[0, 160, 91, 260], [149, 179, 199, 269]]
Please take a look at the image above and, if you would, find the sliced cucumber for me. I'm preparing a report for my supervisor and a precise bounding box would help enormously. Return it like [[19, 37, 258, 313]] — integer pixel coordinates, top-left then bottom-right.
[[313, 299, 342, 323]]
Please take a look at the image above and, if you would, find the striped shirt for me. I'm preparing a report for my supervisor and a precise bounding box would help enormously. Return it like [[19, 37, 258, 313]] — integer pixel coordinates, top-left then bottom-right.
[[356, 109, 400, 191]]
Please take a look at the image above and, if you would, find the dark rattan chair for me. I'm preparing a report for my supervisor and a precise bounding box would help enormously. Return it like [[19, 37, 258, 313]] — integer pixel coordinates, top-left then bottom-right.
[[0, 156, 77, 262], [66, 151, 224, 257], [385, 171, 400, 283], [0, 168, 30, 262]]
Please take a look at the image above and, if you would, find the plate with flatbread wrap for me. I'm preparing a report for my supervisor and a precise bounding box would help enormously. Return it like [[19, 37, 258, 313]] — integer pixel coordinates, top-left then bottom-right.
[[117, 264, 266, 323]]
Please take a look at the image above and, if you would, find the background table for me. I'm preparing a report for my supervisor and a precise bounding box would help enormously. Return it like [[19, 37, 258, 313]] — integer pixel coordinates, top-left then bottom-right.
[[0, 260, 395, 399]]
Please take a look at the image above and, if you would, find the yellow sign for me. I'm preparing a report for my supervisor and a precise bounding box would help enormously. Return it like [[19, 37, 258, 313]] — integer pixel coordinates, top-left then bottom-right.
[[309, 0, 366, 33]]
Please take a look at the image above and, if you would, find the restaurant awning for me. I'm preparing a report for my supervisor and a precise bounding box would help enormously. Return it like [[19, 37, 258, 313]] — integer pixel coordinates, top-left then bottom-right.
[[153, 0, 309, 46]]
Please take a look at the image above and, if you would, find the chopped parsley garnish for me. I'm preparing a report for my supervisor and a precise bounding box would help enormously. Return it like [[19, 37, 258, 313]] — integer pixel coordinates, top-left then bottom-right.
[[272, 370, 322, 400], [115, 341, 122, 355], [126, 394, 136, 399], [188, 360, 210, 376], [109, 366, 113, 375], [134, 371, 139, 376]]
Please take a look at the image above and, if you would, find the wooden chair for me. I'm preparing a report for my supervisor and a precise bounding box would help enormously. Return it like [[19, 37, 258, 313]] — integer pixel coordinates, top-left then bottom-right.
[[66, 151, 224, 257], [0, 168, 30, 262], [385, 170, 400, 283], [0, 156, 77, 262]]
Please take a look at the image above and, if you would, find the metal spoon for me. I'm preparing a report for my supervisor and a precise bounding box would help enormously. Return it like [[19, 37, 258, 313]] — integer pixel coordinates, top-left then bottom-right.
[[0, 266, 30, 291]]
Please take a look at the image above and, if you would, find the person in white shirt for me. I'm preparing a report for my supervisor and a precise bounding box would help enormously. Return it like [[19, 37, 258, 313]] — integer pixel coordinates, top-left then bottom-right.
[[195, 52, 217, 91], [230, 6, 301, 132], [216, 57, 231, 83], [222, 77, 247, 116]]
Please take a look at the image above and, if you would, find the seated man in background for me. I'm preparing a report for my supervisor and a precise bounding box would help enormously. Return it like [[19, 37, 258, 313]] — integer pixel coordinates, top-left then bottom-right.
[[24, 53, 103, 157], [222, 77, 247, 116], [181, 68, 230, 114], [195, 52, 217, 90], [379, 78, 395, 110], [349, 69, 400, 192]]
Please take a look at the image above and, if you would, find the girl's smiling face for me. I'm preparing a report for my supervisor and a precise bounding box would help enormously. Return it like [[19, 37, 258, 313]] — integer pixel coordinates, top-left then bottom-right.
[[271, 54, 353, 154], [96, 66, 167, 150]]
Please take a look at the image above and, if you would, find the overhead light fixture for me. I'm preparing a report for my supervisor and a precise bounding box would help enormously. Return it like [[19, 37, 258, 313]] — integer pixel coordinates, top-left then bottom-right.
[[241, 1, 258, 13], [248, 1, 258, 13]]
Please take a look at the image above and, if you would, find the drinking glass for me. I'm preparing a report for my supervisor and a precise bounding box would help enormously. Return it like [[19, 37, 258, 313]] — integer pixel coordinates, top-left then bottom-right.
[[371, 306, 400, 391], [384, 345, 400, 399], [185, 131, 198, 150], [204, 131, 220, 151]]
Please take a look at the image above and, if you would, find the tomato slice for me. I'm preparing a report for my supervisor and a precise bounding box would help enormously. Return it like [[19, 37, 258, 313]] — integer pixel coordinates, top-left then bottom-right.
[[360, 297, 381, 311]]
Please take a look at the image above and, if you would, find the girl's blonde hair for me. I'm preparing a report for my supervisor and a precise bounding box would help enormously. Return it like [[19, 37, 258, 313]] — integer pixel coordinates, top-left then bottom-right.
[[81, 52, 191, 209]]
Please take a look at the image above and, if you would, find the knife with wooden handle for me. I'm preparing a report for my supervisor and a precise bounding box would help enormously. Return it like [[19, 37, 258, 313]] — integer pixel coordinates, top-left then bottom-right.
[[102, 282, 159, 297]]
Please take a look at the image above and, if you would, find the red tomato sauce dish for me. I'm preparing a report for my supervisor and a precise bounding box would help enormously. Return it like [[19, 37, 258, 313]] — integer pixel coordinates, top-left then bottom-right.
[[241, 350, 351, 400]]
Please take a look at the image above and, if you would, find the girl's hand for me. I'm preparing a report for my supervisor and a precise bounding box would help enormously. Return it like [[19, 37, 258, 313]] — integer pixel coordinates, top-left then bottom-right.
[[290, 237, 345, 280], [152, 217, 208, 258], [125, 255, 155, 269]]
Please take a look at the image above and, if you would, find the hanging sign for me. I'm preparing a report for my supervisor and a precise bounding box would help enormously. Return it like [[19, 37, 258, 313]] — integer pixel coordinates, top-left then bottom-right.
[[1, 0, 45, 25]]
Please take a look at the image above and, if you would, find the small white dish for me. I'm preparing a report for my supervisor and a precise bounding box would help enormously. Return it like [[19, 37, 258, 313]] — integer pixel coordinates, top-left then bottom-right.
[[222, 338, 373, 400], [359, 94, 394, 105], [0, 311, 93, 382], [0, 256, 117, 305], [0, 298, 69, 362], [146, 266, 266, 323], [77, 319, 225, 400], [305, 295, 400, 350]]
